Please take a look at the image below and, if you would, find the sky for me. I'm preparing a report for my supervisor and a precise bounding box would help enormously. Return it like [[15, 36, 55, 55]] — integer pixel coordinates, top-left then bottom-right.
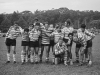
[[0, 0, 100, 13]]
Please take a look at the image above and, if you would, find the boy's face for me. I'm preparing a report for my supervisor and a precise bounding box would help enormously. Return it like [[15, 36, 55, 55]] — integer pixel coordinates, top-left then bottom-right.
[[69, 35, 73, 40], [35, 25, 39, 30], [45, 24, 48, 29], [62, 25, 65, 29], [24, 31, 28, 33], [49, 24, 53, 28], [15, 26, 19, 30], [59, 39, 63, 45], [14, 24, 18, 28], [29, 26, 33, 30], [67, 23, 70, 27], [65, 22, 67, 27], [40, 23, 43, 27], [34, 19, 38, 23], [73, 33, 77, 37], [57, 29, 61, 33]]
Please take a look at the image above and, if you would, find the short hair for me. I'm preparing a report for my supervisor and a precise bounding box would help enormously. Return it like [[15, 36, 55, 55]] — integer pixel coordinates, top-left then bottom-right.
[[35, 22, 40, 26], [66, 19, 71, 25], [24, 28, 29, 32], [72, 30, 77, 34], [14, 21, 18, 24], [34, 18, 38, 21], [68, 33, 73, 36], [50, 24, 54, 27], [67, 21, 71, 25], [29, 25, 34, 28], [44, 22, 48, 24], [57, 29, 61, 33], [81, 24, 86, 28]]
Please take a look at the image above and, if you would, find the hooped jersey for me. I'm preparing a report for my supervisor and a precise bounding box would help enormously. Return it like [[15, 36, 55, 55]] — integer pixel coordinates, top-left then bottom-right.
[[29, 28, 40, 41], [41, 27, 51, 44], [48, 27, 54, 40], [51, 30, 63, 43], [54, 42, 68, 55], [73, 32, 87, 48], [22, 31, 30, 41], [6, 26, 23, 39], [77, 28, 95, 41], [62, 27, 74, 39]]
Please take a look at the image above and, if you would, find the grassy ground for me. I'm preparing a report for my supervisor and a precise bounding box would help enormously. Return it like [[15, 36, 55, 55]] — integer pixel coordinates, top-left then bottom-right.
[[0, 35, 100, 75]]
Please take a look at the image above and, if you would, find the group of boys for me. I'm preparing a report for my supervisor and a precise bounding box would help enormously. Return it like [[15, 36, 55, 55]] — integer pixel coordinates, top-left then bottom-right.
[[5, 19, 95, 66]]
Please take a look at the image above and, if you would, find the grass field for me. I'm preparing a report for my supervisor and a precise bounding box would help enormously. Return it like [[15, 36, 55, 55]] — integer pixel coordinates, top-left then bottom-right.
[[0, 35, 100, 75]]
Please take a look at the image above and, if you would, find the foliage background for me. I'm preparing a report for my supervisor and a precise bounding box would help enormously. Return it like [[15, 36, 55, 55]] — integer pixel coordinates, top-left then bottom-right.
[[0, 7, 100, 32]]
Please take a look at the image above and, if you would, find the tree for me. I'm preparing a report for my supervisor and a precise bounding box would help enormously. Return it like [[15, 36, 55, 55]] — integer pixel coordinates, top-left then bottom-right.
[[1, 16, 12, 32], [17, 16, 28, 28], [21, 10, 33, 23], [89, 20, 100, 29], [27, 16, 34, 25], [0, 14, 4, 25], [11, 11, 20, 24]]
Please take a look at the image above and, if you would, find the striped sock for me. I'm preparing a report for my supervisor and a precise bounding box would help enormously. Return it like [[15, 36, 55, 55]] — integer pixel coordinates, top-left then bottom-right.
[[25, 56, 28, 62], [7, 53, 10, 61], [35, 55, 38, 62], [52, 55, 55, 63], [55, 58, 58, 64], [30, 55, 34, 63], [46, 57, 49, 60], [21, 51, 25, 62], [13, 54, 16, 62], [21, 55, 24, 62]]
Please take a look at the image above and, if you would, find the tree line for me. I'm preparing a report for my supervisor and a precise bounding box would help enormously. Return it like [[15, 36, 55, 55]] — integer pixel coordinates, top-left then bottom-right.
[[0, 7, 100, 32]]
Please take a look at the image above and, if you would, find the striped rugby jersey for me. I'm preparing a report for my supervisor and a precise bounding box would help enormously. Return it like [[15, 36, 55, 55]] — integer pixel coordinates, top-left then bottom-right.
[[62, 26, 74, 39], [6, 26, 23, 39], [54, 42, 67, 55], [51, 30, 63, 43], [22, 31, 30, 41], [41, 27, 51, 44], [78, 28, 95, 41], [48, 27, 54, 33], [29, 28, 40, 41], [48, 27, 54, 40], [29, 25, 34, 32], [73, 32, 87, 48]]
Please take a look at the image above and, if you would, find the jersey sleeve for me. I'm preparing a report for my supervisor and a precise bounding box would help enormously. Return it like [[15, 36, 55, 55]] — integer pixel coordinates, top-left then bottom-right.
[[5, 26, 13, 37], [85, 29, 95, 39]]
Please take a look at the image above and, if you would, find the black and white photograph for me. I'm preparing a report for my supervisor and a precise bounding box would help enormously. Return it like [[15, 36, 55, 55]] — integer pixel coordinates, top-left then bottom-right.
[[0, 0, 100, 75]]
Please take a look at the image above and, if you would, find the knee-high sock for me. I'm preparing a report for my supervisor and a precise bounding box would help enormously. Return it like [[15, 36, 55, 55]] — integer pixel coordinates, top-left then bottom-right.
[[55, 58, 58, 64], [7, 53, 10, 61], [21, 51, 25, 62], [30, 55, 34, 62], [13, 54, 16, 61], [52, 55, 55, 63], [25, 55, 28, 62], [35, 55, 38, 62]]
